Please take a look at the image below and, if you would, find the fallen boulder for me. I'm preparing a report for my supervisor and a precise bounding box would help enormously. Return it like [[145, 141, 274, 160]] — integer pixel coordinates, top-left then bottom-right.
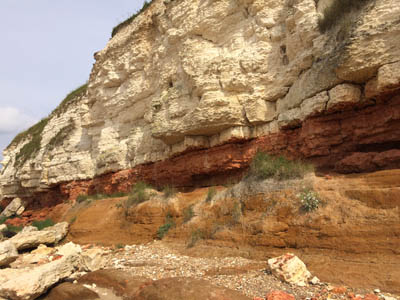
[[9, 222, 68, 250], [42, 282, 99, 300], [0, 198, 24, 218], [267, 253, 312, 287], [0, 240, 18, 267], [0, 254, 82, 300], [134, 277, 251, 300], [78, 269, 151, 298]]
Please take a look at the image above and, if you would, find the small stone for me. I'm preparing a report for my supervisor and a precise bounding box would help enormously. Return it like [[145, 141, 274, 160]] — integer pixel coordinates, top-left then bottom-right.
[[374, 289, 381, 294], [309, 276, 320, 285], [364, 294, 379, 300], [266, 290, 295, 300], [332, 286, 347, 294]]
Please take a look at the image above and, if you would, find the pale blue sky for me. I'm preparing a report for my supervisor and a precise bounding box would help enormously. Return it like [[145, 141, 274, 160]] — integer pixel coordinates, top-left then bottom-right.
[[0, 0, 146, 161]]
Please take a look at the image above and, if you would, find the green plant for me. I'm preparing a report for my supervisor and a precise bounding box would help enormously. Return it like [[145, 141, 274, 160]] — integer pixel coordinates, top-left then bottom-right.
[[232, 201, 243, 223], [124, 182, 152, 216], [32, 219, 55, 230], [13, 118, 49, 167], [111, 1, 153, 37], [7, 83, 87, 159], [116, 243, 125, 249], [47, 122, 75, 151], [6, 224, 23, 233], [0, 215, 8, 225], [205, 187, 217, 202], [318, 0, 372, 32], [248, 152, 313, 181], [157, 214, 175, 239], [163, 185, 177, 199], [52, 84, 88, 116], [183, 205, 194, 223], [69, 216, 77, 224], [187, 229, 205, 248], [299, 189, 320, 212], [76, 194, 89, 203], [76, 191, 128, 204]]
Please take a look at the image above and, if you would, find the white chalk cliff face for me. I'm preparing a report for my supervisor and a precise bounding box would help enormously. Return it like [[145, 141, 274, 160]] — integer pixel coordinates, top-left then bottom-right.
[[1, 0, 400, 199]]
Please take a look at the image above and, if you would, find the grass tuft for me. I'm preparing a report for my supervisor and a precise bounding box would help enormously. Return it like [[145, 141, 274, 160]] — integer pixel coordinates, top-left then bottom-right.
[[183, 205, 194, 223], [248, 152, 313, 181], [318, 0, 372, 32], [32, 218, 55, 230], [205, 187, 217, 203], [162, 185, 177, 199], [6, 224, 23, 233], [187, 229, 206, 248], [157, 214, 175, 239], [124, 181, 153, 216], [111, 1, 153, 37], [8, 83, 87, 167]]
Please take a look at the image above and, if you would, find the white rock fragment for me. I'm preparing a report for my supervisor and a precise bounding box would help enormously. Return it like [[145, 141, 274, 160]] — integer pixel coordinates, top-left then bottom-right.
[[268, 253, 312, 287], [0, 241, 18, 267], [0, 198, 24, 218], [0, 254, 83, 300], [9, 222, 69, 250]]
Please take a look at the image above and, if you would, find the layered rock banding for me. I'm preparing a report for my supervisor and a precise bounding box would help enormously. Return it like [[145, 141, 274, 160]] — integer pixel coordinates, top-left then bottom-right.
[[1, 0, 400, 203]]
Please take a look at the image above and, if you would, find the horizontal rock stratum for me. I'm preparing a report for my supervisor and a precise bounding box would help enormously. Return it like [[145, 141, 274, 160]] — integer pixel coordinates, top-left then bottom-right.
[[1, 0, 400, 205]]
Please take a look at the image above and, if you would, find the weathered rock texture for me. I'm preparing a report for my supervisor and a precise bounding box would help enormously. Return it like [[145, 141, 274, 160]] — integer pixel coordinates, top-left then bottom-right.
[[1, 0, 400, 203], [0, 254, 82, 300]]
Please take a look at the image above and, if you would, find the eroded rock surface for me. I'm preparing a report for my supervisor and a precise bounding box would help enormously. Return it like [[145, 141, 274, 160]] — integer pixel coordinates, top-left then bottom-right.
[[9, 222, 68, 250], [0, 0, 399, 204], [0, 240, 18, 267], [0, 254, 82, 300]]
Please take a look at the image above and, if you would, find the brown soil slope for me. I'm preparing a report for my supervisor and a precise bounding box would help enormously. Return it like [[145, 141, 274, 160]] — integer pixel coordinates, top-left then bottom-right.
[[57, 170, 400, 294]]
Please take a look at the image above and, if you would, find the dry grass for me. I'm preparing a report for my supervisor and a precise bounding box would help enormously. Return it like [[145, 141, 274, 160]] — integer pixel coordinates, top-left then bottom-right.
[[318, 0, 373, 32]]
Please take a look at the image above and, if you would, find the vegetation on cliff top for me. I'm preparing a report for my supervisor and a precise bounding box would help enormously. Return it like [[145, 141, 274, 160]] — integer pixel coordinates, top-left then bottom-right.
[[111, 0, 152, 38], [9, 83, 87, 167]]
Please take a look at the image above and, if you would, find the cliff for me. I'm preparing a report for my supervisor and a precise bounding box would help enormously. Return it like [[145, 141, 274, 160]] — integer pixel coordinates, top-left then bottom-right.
[[1, 0, 400, 205]]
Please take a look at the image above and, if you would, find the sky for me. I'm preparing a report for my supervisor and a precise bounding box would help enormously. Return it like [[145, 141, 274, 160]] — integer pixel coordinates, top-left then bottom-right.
[[0, 0, 146, 163]]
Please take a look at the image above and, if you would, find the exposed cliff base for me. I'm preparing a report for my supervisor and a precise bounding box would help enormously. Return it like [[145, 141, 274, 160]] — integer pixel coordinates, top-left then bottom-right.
[[21, 170, 399, 294]]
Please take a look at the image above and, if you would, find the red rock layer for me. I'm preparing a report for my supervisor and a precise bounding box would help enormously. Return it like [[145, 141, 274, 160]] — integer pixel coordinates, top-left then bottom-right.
[[16, 92, 400, 207]]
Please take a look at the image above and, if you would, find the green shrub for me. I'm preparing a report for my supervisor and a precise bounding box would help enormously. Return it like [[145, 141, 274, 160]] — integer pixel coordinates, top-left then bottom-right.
[[76, 194, 89, 203], [299, 188, 320, 212], [163, 185, 177, 199], [111, 1, 153, 37], [32, 219, 55, 230], [187, 229, 205, 248], [183, 205, 194, 223], [205, 187, 217, 202], [77, 191, 128, 204], [52, 84, 88, 116], [248, 152, 313, 181], [7, 224, 23, 233], [116, 243, 125, 249], [13, 118, 49, 167], [124, 182, 152, 216], [69, 216, 77, 224], [232, 201, 243, 224], [47, 122, 75, 151], [8, 83, 87, 154], [0, 216, 8, 225], [157, 214, 175, 239], [318, 0, 372, 32]]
